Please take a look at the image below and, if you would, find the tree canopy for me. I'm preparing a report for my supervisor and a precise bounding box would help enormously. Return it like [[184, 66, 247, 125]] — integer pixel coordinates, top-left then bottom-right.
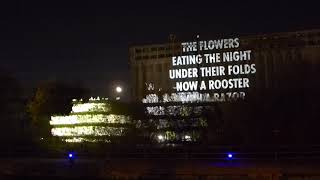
[[27, 80, 89, 137]]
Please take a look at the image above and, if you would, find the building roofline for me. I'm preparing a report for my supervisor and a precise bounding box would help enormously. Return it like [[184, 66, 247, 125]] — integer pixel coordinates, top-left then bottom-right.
[[129, 28, 320, 48]]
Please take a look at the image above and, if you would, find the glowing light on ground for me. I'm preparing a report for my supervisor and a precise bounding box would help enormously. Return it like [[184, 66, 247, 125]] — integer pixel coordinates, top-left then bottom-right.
[[227, 153, 234, 159]]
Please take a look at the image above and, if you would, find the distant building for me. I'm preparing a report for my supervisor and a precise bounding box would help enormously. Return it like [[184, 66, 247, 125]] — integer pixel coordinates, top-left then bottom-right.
[[50, 97, 131, 143], [129, 29, 320, 144], [129, 29, 320, 102]]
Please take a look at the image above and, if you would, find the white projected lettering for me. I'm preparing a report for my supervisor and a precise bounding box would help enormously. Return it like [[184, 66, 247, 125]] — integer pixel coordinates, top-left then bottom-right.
[[142, 92, 246, 104], [181, 38, 240, 52], [168, 37, 256, 102], [172, 55, 202, 66], [169, 68, 198, 79]]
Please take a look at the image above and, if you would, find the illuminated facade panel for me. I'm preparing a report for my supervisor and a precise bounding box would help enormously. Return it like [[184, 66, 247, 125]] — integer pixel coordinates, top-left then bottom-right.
[[50, 114, 130, 125], [50, 97, 131, 143], [51, 126, 125, 137], [63, 137, 111, 143], [72, 101, 110, 113]]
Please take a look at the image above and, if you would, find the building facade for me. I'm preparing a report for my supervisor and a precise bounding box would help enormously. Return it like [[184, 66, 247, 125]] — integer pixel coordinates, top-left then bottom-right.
[[129, 29, 320, 144], [129, 29, 320, 102]]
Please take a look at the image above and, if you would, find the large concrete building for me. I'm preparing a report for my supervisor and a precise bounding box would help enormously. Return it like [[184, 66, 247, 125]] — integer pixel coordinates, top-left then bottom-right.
[[129, 29, 320, 102], [129, 29, 320, 144]]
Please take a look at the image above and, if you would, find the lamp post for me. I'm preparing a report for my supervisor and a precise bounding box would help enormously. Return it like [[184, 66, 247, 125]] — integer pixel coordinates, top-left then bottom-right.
[[115, 86, 122, 100]]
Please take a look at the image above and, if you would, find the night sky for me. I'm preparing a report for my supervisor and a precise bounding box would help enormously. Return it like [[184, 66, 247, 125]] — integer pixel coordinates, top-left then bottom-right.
[[0, 1, 319, 98]]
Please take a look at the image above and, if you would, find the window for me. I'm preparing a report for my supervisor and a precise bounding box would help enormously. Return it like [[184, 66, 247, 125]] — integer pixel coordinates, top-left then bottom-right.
[[158, 54, 165, 58], [157, 64, 162, 72], [143, 48, 149, 52]]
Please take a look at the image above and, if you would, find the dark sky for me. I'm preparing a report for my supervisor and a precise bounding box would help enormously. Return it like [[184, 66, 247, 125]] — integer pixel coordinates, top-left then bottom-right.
[[0, 1, 319, 97]]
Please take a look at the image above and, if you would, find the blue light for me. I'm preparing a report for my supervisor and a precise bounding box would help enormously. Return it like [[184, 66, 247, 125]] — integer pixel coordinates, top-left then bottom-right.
[[68, 153, 74, 158], [227, 153, 233, 159]]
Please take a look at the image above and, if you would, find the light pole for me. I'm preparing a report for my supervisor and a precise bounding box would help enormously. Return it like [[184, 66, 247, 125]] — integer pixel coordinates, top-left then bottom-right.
[[115, 86, 122, 100]]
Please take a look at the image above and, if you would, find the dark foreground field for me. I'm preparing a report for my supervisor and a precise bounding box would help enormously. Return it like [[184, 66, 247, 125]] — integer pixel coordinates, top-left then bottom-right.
[[0, 157, 320, 180]]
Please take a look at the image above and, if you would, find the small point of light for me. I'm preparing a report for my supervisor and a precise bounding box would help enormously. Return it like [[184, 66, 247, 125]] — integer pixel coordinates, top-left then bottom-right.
[[68, 153, 73, 158], [184, 135, 191, 141], [227, 153, 233, 159], [157, 135, 164, 141], [115, 86, 122, 93]]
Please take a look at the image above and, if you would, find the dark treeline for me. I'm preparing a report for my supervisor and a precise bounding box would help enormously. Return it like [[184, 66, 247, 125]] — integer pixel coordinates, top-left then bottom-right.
[[0, 61, 319, 152], [0, 68, 90, 151]]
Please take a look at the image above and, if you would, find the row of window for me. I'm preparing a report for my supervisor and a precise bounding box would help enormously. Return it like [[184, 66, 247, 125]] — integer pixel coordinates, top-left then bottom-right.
[[135, 46, 181, 54], [135, 54, 174, 60], [134, 32, 320, 53], [250, 32, 320, 42], [255, 40, 320, 49], [283, 32, 320, 39]]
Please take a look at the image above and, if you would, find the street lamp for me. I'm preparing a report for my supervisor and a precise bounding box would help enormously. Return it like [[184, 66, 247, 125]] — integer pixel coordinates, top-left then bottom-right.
[[157, 134, 164, 142], [115, 86, 122, 100], [116, 86, 122, 93]]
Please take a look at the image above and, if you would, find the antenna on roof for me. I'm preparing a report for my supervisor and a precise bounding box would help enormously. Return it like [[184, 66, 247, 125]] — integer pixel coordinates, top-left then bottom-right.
[[169, 34, 177, 56], [169, 34, 176, 42]]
